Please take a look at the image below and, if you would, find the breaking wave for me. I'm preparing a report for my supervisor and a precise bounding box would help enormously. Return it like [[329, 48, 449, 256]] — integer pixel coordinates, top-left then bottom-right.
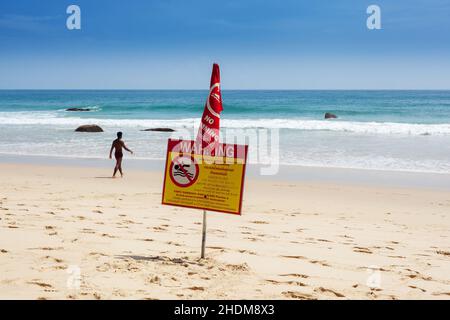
[[1, 112, 450, 136]]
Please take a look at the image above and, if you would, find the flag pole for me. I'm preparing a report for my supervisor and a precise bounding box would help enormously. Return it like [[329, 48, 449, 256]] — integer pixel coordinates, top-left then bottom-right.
[[201, 210, 207, 259], [197, 64, 221, 260]]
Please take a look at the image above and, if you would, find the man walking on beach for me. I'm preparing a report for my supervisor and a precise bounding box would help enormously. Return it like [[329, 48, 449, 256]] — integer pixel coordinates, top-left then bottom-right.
[[109, 132, 133, 178]]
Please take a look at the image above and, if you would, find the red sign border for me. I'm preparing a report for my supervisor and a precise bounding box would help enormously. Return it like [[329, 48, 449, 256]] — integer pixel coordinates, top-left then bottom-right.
[[161, 139, 248, 215]]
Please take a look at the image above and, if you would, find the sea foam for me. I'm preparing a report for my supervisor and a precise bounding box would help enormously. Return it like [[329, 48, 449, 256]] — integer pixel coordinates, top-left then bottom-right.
[[1, 112, 450, 136]]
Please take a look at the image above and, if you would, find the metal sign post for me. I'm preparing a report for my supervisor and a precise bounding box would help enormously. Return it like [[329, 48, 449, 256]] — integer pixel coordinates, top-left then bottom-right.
[[201, 210, 207, 259]]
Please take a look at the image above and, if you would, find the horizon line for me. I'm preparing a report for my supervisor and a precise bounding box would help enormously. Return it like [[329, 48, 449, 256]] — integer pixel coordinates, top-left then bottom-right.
[[1, 88, 450, 91]]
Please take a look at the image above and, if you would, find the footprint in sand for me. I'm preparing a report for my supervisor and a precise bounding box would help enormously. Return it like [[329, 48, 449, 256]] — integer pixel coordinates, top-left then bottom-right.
[[43, 256, 64, 263], [147, 275, 161, 284], [1, 249, 8, 253], [244, 237, 261, 242], [309, 260, 331, 267], [281, 255, 307, 260], [409, 285, 426, 293], [223, 263, 249, 271], [101, 233, 117, 238], [282, 291, 316, 300], [238, 249, 257, 255], [279, 273, 309, 279], [89, 252, 108, 258], [123, 219, 141, 225], [29, 247, 64, 251], [353, 247, 373, 254], [315, 287, 345, 298], [187, 286, 205, 291], [406, 273, 432, 281], [266, 279, 307, 287], [166, 241, 182, 247], [207, 246, 226, 251], [28, 280, 53, 289]]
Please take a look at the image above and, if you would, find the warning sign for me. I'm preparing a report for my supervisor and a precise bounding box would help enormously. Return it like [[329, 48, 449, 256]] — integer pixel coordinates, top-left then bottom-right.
[[162, 139, 248, 215]]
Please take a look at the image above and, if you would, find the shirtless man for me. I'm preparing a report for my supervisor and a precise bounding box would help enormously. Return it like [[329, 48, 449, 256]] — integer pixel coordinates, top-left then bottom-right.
[[109, 132, 133, 178]]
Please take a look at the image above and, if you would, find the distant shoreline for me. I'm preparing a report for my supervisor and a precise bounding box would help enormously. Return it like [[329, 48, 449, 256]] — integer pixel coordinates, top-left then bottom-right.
[[2, 89, 450, 92], [1, 153, 449, 191]]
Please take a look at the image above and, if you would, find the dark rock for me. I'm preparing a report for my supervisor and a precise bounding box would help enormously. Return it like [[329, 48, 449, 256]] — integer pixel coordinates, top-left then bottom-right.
[[324, 112, 338, 119], [66, 108, 91, 112], [75, 125, 104, 132], [141, 128, 175, 132]]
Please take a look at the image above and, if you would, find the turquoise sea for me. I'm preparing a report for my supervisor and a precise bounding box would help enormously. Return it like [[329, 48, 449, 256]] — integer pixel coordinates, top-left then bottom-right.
[[1, 90, 450, 173]]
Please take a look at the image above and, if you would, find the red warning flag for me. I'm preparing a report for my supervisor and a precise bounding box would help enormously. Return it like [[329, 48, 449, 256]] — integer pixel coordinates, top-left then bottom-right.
[[195, 63, 223, 156]]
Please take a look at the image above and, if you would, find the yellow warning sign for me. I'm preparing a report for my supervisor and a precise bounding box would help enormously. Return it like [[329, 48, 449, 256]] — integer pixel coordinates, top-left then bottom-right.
[[162, 139, 248, 215]]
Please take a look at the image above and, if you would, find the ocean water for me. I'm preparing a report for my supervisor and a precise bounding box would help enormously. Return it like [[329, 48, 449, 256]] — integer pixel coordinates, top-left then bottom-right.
[[0, 90, 450, 174]]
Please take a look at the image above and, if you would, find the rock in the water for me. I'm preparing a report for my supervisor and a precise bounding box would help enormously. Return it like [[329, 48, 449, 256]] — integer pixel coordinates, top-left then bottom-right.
[[66, 108, 91, 112], [324, 112, 337, 119], [141, 128, 175, 132], [75, 125, 104, 132]]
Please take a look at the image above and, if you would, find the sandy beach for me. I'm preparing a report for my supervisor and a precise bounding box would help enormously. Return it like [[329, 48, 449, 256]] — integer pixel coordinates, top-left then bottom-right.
[[0, 162, 449, 300]]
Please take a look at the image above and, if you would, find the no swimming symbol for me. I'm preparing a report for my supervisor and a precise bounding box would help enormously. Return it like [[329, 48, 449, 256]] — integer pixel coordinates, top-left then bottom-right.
[[169, 155, 199, 188]]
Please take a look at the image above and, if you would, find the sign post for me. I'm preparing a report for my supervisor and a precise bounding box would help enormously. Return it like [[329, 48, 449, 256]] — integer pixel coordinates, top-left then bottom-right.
[[201, 210, 207, 259]]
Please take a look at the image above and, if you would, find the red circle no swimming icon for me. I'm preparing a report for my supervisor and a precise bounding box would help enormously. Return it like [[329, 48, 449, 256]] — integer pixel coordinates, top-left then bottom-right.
[[169, 155, 199, 188]]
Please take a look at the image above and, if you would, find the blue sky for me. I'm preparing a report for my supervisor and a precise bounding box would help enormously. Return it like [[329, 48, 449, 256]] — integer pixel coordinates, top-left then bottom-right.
[[0, 0, 449, 89]]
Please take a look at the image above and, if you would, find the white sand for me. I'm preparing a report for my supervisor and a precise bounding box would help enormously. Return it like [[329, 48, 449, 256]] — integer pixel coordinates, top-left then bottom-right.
[[0, 163, 449, 300]]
